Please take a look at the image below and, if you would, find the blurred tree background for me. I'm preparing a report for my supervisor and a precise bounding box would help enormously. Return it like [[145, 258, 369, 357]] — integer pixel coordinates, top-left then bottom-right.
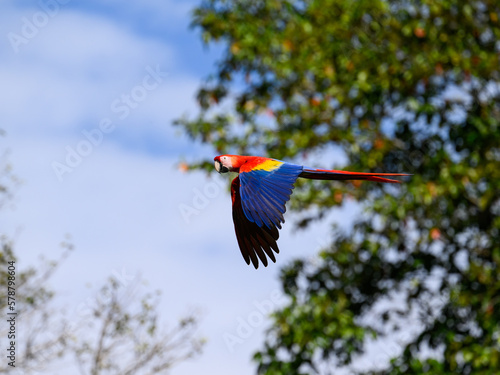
[[177, 0, 500, 374]]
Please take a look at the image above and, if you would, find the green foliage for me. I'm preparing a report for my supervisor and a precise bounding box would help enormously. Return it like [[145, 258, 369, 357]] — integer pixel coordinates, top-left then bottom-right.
[[178, 0, 500, 373]]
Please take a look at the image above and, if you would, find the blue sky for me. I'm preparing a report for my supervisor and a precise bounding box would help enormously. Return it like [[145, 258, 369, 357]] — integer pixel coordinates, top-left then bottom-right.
[[0, 1, 366, 374]]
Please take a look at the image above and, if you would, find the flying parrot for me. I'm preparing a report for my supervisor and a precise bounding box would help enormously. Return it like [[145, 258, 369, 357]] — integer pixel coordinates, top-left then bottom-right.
[[214, 155, 409, 269]]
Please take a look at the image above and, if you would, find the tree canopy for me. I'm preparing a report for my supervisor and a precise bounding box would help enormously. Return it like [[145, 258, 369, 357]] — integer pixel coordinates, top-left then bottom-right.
[[177, 0, 500, 373]]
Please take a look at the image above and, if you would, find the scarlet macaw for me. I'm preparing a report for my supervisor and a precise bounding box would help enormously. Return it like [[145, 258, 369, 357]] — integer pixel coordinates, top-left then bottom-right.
[[214, 155, 409, 268]]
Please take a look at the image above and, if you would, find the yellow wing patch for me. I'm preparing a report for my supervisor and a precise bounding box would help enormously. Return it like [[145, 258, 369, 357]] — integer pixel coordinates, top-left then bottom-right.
[[253, 159, 283, 172]]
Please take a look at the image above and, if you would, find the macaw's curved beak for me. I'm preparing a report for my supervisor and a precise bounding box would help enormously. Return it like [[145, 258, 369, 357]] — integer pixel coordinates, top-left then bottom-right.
[[214, 159, 229, 174]]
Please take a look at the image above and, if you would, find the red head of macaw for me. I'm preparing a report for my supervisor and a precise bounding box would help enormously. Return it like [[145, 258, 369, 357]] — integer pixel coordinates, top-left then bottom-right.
[[214, 155, 409, 269]]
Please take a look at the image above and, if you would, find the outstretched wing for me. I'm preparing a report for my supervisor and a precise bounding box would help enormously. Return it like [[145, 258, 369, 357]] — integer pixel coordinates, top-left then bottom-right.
[[239, 159, 303, 230], [231, 176, 280, 269]]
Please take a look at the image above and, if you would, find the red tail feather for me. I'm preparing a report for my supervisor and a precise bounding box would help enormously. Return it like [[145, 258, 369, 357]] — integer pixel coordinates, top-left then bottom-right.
[[299, 168, 410, 184]]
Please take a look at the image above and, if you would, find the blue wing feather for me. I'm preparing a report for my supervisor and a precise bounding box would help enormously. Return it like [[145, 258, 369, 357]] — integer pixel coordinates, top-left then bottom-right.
[[239, 162, 303, 230]]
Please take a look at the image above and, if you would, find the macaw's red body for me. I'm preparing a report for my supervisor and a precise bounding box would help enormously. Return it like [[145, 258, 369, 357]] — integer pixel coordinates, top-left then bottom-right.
[[214, 155, 409, 269]]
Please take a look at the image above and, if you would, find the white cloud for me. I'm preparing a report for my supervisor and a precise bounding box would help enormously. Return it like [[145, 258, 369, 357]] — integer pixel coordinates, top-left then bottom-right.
[[0, 7, 178, 138]]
